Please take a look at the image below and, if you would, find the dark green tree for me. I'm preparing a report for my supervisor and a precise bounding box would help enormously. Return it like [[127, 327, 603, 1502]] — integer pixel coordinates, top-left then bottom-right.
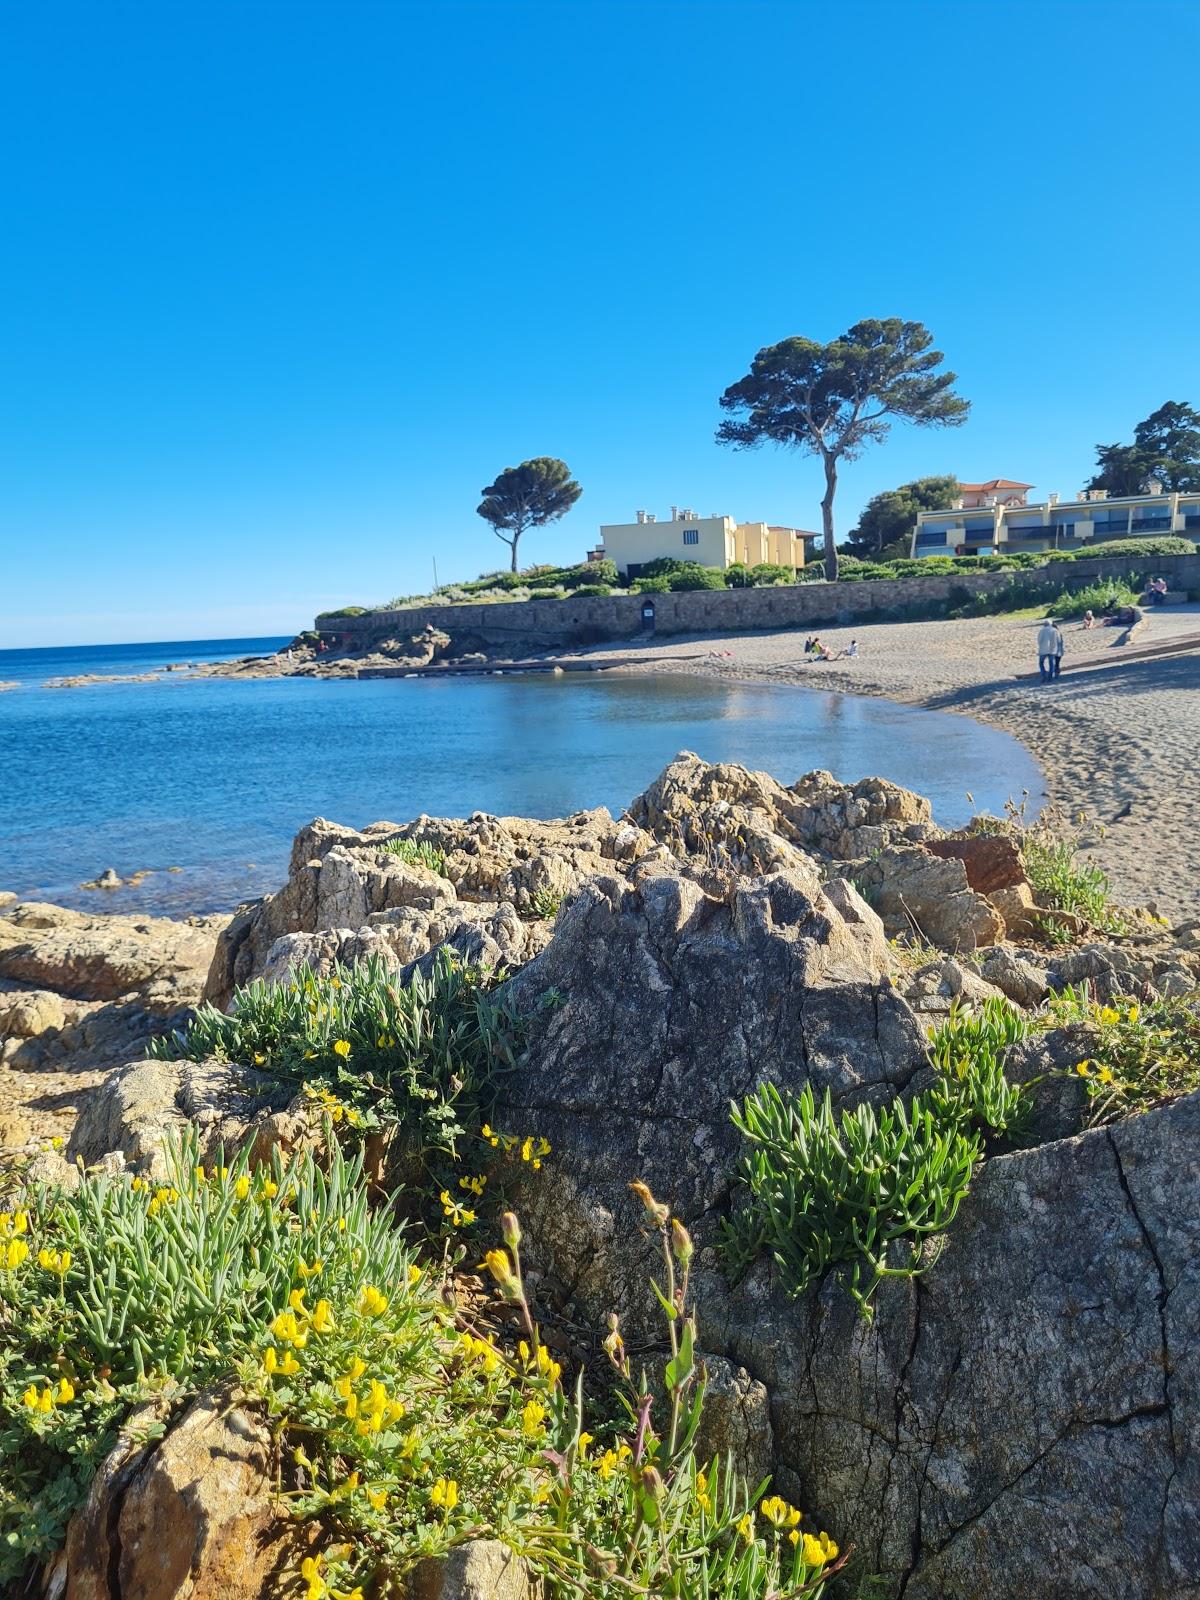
[[717, 319, 969, 581], [845, 473, 961, 558], [476, 457, 582, 571], [1087, 401, 1200, 495]]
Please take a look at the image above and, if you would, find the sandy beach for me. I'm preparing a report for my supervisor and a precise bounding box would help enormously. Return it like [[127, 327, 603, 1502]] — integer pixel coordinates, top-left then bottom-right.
[[582, 604, 1200, 923]]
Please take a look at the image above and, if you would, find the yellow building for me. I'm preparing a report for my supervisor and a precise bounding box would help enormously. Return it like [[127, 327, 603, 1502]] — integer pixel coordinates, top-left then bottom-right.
[[598, 506, 816, 577]]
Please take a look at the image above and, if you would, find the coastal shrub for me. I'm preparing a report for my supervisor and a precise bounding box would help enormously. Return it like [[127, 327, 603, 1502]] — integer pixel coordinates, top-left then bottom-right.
[[1048, 577, 1141, 620], [668, 566, 726, 591], [634, 557, 692, 579], [149, 953, 524, 1166], [563, 558, 618, 589], [0, 1136, 409, 1581], [571, 583, 611, 597], [721, 1083, 980, 1318], [925, 997, 1029, 1138], [722, 1003, 1028, 1316], [631, 575, 672, 594], [316, 605, 368, 621], [529, 587, 562, 599], [263, 1190, 843, 1599], [1045, 986, 1200, 1124], [0, 1138, 843, 1596], [380, 836, 449, 876], [1081, 535, 1195, 559], [725, 562, 795, 587]]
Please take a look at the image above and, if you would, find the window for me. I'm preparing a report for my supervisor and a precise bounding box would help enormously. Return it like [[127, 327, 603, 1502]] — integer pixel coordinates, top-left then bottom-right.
[[682, 529, 699, 546]]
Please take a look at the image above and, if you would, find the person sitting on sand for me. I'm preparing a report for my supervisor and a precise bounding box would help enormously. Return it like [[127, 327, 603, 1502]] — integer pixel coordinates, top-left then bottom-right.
[[844, 639, 859, 659], [1081, 610, 1095, 630], [815, 642, 835, 661], [804, 635, 817, 654]]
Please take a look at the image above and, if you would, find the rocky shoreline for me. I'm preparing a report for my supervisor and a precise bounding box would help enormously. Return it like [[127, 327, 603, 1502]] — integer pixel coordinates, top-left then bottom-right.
[[2, 757, 1198, 1595]]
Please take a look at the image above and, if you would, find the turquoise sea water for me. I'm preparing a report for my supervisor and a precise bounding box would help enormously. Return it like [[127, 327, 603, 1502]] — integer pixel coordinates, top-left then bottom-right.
[[0, 638, 1044, 916]]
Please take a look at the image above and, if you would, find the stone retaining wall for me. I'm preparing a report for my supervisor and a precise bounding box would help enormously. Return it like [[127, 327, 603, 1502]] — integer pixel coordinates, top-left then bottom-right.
[[318, 553, 1200, 651]]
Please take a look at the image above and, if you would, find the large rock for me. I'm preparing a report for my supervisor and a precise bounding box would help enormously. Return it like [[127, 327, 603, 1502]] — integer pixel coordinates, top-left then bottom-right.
[[497, 861, 926, 1321], [0, 902, 224, 1005], [205, 809, 647, 1009], [64, 1383, 292, 1600], [413, 1540, 541, 1600], [787, 768, 935, 859], [69, 1057, 293, 1176], [854, 846, 1004, 952]]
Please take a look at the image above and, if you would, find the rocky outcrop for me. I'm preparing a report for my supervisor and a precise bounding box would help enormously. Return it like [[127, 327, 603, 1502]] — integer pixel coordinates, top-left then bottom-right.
[[0, 902, 224, 1005], [63, 1384, 292, 1600], [498, 896, 1200, 1600], [204, 810, 651, 1009], [852, 845, 1005, 952], [497, 860, 925, 1316], [68, 1057, 298, 1177], [413, 1541, 542, 1600]]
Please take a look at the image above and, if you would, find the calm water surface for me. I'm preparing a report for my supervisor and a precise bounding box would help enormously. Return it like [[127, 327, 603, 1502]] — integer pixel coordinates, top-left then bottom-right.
[[0, 638, 1044, 915]]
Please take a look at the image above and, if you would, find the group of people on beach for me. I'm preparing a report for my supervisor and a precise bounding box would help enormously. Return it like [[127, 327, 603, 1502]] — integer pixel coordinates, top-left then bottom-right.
[[803, 635, 858, 662]]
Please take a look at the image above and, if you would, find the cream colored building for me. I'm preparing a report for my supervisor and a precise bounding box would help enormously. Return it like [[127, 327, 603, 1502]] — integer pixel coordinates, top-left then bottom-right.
[[912, 484, 1200, 557], [598, 506, 816, 577]]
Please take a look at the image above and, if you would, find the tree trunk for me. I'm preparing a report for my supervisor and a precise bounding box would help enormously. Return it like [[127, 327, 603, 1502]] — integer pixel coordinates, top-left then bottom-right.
[[510, 537, 519, 573], [821, 456, 839, 582]]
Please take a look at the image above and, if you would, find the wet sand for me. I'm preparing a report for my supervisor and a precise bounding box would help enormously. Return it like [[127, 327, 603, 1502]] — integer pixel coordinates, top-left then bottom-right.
[[587, 606, 1200, 922]]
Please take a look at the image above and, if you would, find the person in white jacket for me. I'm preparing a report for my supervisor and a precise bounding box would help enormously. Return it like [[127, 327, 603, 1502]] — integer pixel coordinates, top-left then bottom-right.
[[1037, 619, 1065, 682]]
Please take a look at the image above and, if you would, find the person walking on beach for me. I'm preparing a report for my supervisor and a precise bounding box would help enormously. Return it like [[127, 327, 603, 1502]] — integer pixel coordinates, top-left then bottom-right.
[[1037, 618, 1064, 682]]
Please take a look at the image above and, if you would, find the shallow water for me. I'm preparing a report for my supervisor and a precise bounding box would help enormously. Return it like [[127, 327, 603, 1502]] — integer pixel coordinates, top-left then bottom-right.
[[0, 639, 1044, 915]]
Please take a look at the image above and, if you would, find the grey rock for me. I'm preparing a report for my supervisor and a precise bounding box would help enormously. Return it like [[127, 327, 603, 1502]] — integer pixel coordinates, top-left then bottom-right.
[[856, 847, 1005, 952], [412, 1539, 541, 1600], [978, 945, 1049, 1009]]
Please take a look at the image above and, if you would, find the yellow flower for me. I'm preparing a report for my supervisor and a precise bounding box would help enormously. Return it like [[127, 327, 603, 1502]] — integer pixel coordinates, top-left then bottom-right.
[[38, 1247, 71, 1276], [1127, 1004, 1140, 1023], [430, 1476, 459, 1512], [736, 1511, 755, 1543], [521, 1399, 546, 1437], [695, 1468, 711, 1513], [3, 1238, 29, 1270], [820, 1532, 839, 1560], [1098, 1065, 1115, 1085], [310, 1299, 335, 1335], [1075, 1062, 1091, 1077], [300, 1552, 326, 1600], [596, 1448, 619, 1479], [343, 1392, 359, 1420], [253, 1054, 266, 1066], [297, 1258, 323, 1279], [760, 1494, 789, 1528], [262, 1346, 278, 1376], [406, 1264, 423, 1288], [24, 1384, 54, 1414], [481, 1248, 517, 1295], [234, 1175, 251, 1201], [367, 1486, 388, 1511], [358, 1285, 389, 1317], [458, 1174, 487, 1197], [577, 1431, 594, 1461], [279, 1350, 300, 1376], [1099, 1006, 1120, 1026], [57, 1377, 75, 1404], [261, 1179, 279, 1200], [332, 1039, 352, 1058], [801, 1532, 828, 1567]]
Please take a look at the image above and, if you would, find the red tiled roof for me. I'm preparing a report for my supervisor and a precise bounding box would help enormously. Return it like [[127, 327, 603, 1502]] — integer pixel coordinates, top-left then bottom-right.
[[958, 479, 1034, 492]]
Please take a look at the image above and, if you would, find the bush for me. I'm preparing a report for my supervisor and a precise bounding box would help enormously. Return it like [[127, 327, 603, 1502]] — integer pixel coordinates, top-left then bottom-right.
[[667, 565, 726, 592], [149, 954, 524, 1170], [1049, 577, 1141, 620], [0, 1137, 418, 1580], [529, 587, 561, 599], [0, 1144, 846, 1596], [380, 837, 448, 876], [1043, 987, 1200, 1124], [631, 575, 672, 594], [316, 606, 368, 621], [1081, 535, 1195, 559], [635, 557, 692, 579], [571, 583, 611, 597], [562, 558, 618, 589], [722, 1002, 1028, 1317], [748, 562, 796, 586]]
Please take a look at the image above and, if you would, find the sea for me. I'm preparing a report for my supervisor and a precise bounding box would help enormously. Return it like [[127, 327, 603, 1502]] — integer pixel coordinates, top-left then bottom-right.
[[0, 636, 1045, 917]]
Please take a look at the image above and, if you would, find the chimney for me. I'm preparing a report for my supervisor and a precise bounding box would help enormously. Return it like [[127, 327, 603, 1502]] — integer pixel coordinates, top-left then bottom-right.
[[670, 505, 679, 521], [1047, 493, 1058, 507], [636, 509, 646, 524]]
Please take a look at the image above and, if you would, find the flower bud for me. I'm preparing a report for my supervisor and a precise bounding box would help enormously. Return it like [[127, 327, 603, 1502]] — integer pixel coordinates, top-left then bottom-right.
[[500, 1211, 522, 1250], [670, 1218, 693, 1267], [629, 1180, 670, 1229]]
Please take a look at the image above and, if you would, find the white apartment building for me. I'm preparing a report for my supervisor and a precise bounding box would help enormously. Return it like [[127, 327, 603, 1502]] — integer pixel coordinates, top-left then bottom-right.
[[597, 506, 818, 577], [911, 482, 1200, 557]]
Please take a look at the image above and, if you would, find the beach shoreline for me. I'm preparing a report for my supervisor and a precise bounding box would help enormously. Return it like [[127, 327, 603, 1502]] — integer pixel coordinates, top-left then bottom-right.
[[584, 605, 1200, 922]]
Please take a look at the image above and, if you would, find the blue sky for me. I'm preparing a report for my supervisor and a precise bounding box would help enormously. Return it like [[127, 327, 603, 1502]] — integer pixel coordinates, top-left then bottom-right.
[[3, 0, 1198, 646]]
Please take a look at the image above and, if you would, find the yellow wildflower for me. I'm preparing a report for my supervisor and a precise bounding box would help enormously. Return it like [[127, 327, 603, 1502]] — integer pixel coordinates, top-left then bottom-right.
[[57, 1377, 75, 1404], [3, 1238, 29, 1270], [577, 1431, 594, 1460], [430, 1476, 459, 1512], [38, 1247, 71, 1276], [367, 1486, 388, 1511], [695, 1468, 711, 1513], [310, 1299, 335, 1335], [736, 1511, 755, 1543], [1127, 1004, 1140, 1023], [297, 1258, 323, 1279], [1099, 1006, 1120, 1026], [278, 1350, 300, 1376], [262, 1346, 278, 1376], [1098, 1065, 1115, 1085], [406, 1264, 423, 1288], [1075, 1062, 1091, 1077], [596, 1448, 619, 1479], [253, 1054, 266, 1066], [234, 1175, 251, 1201], [801, 1532, 827, 1566], [359, 1285, 389, 1317], [261, 1178, 279, 1200], [300, 1552, 326, 1600], [332, 1039, 352, 1058], [521, 1399, 546, 1437]]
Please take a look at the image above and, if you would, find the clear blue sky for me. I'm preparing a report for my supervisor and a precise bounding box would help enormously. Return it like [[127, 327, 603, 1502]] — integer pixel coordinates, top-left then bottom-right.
[[3, 0, 1198, 646]]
